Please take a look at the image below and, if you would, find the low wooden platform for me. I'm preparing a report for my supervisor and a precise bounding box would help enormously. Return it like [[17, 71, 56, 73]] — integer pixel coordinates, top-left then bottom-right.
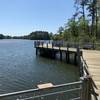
[[37, 83, 54, 89], [83, 50, 100, 99], [36, 44, 81, 64]]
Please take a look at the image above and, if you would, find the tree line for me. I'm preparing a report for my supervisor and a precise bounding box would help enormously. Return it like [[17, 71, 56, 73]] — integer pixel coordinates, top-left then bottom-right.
[[0, 34, 12, 39], [0, 31, 51, 40], [52, 0, 100, 43], [0, 0, 100, 43]]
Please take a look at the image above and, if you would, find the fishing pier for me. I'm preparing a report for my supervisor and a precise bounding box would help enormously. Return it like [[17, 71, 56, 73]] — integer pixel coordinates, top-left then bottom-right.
[[34, 41, 100, 100], [35, 42, 82, 65]]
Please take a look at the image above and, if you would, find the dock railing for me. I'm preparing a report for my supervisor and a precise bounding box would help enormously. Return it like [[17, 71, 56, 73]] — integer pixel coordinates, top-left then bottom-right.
[[34, 40, 100, 50], [34, 40, 81, 50], [0, 81, 82, 100], [80, 53, 99, 99]]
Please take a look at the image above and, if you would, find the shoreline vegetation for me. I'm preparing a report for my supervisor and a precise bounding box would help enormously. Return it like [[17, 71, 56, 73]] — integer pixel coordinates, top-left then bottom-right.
[[0, 31, 51, 40]]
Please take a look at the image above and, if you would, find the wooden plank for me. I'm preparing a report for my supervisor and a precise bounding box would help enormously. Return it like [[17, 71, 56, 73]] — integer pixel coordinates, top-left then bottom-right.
[[37, 83, 54, 89], [83, 50, 100, 99]]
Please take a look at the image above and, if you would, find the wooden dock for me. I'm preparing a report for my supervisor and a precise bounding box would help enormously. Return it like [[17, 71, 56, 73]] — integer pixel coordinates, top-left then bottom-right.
[[35, 43, 81, 65], [34, 41, 100, 99], [83, 50, 100, 99]]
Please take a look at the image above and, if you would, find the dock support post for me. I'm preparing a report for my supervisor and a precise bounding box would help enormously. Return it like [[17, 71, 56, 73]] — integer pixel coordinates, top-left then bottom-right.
[[74, 53, 77, 65], [52, 42, 54, 49], [59, 46, 62, 61], [36, 48, 38, 55], [47, 43, 48, 48], [66, 47, 69, 63], [42, 42, 43, 48], [52, 50, 56, 59], [60, 50, 62, 61]]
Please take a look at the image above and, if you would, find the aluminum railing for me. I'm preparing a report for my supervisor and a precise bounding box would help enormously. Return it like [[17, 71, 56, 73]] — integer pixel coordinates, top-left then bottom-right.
[[0, 81, 82, 100]]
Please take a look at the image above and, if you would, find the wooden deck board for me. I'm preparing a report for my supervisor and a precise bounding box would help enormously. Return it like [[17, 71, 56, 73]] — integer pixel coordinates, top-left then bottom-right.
[[83, 50, 100, 99]]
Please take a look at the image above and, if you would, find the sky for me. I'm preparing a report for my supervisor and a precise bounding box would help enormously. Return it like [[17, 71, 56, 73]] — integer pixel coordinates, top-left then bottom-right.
[[0, 0, 75, 36]]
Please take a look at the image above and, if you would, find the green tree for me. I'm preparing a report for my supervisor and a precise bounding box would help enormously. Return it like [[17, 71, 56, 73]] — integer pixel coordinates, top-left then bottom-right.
[[0, 34, 4, 39], [74, 0, 90, 32], [68, 19, 79, 37], [29, 31, 50, 40], [87, 0, 97, 36], [78, 17, 89, 34], [49, 32, 53, 40], [57, 26, 64, 35], [63, 29, 71, 41]]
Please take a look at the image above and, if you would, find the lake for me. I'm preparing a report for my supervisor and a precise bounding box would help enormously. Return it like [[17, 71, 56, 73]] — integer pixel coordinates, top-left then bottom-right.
[[0, 39, 79, 99]]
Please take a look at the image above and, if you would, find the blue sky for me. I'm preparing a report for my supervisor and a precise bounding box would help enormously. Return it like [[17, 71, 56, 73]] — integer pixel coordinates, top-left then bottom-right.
[[0, 0, 75, 36]]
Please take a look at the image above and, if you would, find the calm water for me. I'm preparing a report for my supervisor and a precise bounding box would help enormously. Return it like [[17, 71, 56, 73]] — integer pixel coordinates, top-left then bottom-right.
[[0, 39, 79, 95]]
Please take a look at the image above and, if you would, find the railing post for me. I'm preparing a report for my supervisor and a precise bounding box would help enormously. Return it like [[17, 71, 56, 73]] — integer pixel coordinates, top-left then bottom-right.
[[47, 43, 48, 48], [34, 41, 36, 48], [42, 42, 43, 48], [37, 41, 40, 47], [80, 77, 86, 100], [60, 47, 62, 61], [77, 45, 80, 65], [80, 77, 91, 100], [66, 45, 69, 63], [87, 77, 91, 100], [77, 45, 84, 77], [52, 42, 54, 49], [36, 48, 38, 55]]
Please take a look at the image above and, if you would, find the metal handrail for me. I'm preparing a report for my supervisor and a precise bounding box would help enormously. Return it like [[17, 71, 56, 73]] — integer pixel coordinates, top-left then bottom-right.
[[19, 88, 81, 100], [0, 81, 81, 98]]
